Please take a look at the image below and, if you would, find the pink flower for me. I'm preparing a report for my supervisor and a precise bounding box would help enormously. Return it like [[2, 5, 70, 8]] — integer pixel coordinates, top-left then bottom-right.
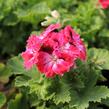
[[37, 52, 73, 77], [99, 0, 109, 9], [21, 35, 43, 69], [21, 24, 60, 69], [63, 26, 86, 60], [21, 24, 86, 77]]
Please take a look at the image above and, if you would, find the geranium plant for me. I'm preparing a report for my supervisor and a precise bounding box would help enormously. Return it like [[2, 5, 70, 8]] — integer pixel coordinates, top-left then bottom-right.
[[0, 0, 109, 109], [21, 24, 86, 77]]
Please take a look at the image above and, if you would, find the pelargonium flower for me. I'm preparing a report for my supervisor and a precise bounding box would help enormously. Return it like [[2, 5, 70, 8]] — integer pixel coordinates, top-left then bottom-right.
[[99, 0, 109, 9], [21, 24, 86, 77]]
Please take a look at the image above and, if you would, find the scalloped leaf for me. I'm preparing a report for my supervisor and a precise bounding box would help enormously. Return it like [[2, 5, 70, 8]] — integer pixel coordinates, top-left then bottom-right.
[[69, 66, 109, 109], [53, 79, 71, 105], [15, 76, 30, 87], [8, 55, 41, 80], [0, 63, 12, 83], [70, 86, 109, 109], [88, 48, 109, 70], [29, 78, 55, 101], [7, 55, 25, 74]]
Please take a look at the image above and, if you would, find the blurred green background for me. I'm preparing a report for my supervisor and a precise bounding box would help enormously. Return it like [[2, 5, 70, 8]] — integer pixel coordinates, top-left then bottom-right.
[[0, 0, 109, 109], [0, 0, 109, 61]]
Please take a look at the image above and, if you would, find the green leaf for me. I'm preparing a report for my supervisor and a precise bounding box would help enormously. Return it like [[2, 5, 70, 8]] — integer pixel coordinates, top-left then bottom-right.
[[70, 86, 109, 109], [69, 66, 109, 109], [14, 2, 50, 24], [29, 93, 39, 107], [68, 61, 109, 109], [88, 48, 109, 70], [53, 79, 71, 105], [14, 69, 43, 88], [8, 55, 40, 79], [87, 86, 109, 102], [15, 76, 30, 87], [24, 66, 42, 80], [0, 63, 12, 83], [7, 55, 25, 74], [29, 78, 55, 100], [8, 93, 28, 109], [0, 92, 6, 108]]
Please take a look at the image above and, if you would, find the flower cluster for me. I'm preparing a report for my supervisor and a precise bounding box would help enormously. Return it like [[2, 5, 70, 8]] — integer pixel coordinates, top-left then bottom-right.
[[21, 24, 86, 77], [99, 0, 109, 9]]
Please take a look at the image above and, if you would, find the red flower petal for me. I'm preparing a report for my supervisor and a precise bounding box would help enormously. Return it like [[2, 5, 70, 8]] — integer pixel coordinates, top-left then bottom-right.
[[21, 50, 38, 69], [37, 52, 73, 77], [99, 0, 109, 9]]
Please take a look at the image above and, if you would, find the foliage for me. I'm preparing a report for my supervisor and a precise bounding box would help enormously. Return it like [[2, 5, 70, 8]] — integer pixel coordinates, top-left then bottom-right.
[[0, 0, 109, 109], [1, 49, 109, 109]]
